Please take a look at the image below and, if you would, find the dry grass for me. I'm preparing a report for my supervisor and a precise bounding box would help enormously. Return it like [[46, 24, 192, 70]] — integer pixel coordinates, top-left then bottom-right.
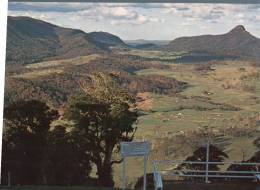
[[13, 54, 100, 79], [13, 68, 64, 79], [26, 54, 100, 69]]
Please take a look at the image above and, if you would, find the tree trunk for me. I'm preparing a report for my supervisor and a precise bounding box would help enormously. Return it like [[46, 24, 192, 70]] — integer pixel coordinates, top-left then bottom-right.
[[96, 164, 114, 187]]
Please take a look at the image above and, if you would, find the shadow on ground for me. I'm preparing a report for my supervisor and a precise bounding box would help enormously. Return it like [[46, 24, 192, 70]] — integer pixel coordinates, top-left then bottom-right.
[[161, 181, 260, 190]]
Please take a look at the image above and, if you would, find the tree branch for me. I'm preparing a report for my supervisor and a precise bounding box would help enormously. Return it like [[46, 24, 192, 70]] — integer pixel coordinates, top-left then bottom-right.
[[110, 158, 123, 166]]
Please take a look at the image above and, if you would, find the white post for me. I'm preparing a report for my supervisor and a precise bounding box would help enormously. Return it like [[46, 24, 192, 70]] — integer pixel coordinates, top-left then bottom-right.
[[122, 157, 126, 190], [205, 141, 210, 183], [143, 155, 148, 190]]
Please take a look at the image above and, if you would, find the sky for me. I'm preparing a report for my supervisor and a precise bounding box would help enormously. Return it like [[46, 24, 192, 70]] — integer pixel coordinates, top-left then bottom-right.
[[8, 3, 260, 40]]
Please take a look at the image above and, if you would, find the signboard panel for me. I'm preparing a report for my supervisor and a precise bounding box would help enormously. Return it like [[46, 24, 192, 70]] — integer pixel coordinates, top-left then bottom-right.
[[121, 141, 150, 157]]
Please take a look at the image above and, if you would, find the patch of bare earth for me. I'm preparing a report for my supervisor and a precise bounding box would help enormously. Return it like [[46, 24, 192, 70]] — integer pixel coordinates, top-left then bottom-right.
[[136, 92, 153, 111]]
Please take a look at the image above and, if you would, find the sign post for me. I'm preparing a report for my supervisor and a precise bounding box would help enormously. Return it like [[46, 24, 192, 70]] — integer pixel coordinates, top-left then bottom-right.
[[120, 141, 150, 190], [205, 141, 210, 183]]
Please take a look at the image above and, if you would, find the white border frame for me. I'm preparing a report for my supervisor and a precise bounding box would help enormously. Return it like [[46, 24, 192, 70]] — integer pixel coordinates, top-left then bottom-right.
[[0, 0, 8, 181]]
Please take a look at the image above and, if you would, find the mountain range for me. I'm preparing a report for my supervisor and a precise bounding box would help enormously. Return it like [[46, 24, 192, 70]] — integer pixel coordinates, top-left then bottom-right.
[[6, 16, 126, 64], [6, 16, 260, 64]]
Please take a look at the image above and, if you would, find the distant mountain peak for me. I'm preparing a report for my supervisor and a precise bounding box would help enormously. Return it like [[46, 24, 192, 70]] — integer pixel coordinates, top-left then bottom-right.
[[229, 25, 247, 33], [165, 25, 260, 59]]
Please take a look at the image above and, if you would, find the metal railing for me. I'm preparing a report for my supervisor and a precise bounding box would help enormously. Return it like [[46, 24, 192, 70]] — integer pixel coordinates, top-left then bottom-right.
[[153, 160, 260, 190], [153, 161, 163, 190]]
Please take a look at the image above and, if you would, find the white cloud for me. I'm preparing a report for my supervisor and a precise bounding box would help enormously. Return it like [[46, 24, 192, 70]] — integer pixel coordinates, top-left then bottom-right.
[[9, 3, 163, 26], [100, 6, 137, 19], [112, 7, 131, 17], [163, 4, 259, 24]]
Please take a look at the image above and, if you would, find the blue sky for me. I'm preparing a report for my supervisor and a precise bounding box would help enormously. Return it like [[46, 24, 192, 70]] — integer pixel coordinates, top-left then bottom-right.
[[8, 3, 260, 40]]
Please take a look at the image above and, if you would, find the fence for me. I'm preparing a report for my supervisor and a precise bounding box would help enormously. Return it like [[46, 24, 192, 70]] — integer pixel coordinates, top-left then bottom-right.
[[153, 142, 260, 190], [153, 160, 260, 190]]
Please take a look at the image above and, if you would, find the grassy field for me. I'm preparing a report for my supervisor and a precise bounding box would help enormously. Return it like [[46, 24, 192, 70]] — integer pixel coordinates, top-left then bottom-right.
[[119, 49, 186, 61], [112, 58, 260, 188], [13, 54, 100, 79]]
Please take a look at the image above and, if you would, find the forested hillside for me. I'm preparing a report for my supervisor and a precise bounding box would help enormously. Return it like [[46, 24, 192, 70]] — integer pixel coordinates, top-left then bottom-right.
[[6, 16, 127, 64]]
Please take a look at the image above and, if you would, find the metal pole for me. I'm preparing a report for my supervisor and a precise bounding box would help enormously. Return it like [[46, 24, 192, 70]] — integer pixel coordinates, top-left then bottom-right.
[[143, 155, 148, 190], [122, 157, 126, 190], [205, 141, 210, 183], [8, 172, 11, 187]]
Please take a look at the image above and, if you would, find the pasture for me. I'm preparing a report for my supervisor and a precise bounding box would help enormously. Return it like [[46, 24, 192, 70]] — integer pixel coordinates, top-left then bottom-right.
[[112, 59, 260, 187]]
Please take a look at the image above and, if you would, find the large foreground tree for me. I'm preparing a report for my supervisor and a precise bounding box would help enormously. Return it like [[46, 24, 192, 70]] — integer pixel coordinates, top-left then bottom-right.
[[65, 73, 138, 186], [2, 100, 58, 185]]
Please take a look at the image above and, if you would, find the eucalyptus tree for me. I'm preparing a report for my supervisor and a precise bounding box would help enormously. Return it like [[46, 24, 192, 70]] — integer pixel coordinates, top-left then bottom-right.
[[65, 73, 138, 186]]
